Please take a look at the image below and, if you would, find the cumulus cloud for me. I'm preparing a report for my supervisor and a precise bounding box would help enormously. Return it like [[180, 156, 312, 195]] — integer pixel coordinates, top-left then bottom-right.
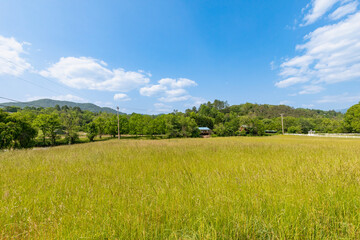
[[27, 94, 86, 102], [0, 35, 31, 76], [140, 78, 198, 102], [139, 84, 167, 97], [114, 93, 131, 101], [40, 57, 150, 92], [276, 10, 360, 91], [158, 78, 197, 89]]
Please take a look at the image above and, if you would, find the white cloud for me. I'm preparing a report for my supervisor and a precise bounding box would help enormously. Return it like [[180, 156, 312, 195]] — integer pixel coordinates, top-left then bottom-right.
[[277, 11, 360, 91], [191, 97, 207, 106], [317, 93, 360, 103], [140, 77, 198, 102], [139, 84, 167, 96], [158, 78, 197, 89], [270, 61, 276, 70], [183, 97, 207, 108], [27, 94, 86, 102], [154, 103, 173, 112], [275, 77, 309, 88], [329, 1, 358, 20], [95, 101, 113, 107], [0, 35, 31, 76], [299, 85, 324, 94], [114, 93, 131, 101], [165, 88, 188, 97], [159, 95, 191, 103], [303, 0, 340, 25], [40, 57, 150, 92]]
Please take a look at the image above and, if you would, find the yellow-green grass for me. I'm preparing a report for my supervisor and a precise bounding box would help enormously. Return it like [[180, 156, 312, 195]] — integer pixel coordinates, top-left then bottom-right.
[[1, 136, 360, 239]]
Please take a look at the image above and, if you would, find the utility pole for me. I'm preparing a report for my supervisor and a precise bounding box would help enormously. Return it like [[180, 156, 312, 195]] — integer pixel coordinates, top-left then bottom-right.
[[280, 113, 284, 135], [117, 106, 120, 140]]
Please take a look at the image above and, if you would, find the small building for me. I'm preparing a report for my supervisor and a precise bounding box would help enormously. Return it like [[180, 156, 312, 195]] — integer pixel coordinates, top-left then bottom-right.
[[198, 127, 211, 137], [240, 125, 249, 132]]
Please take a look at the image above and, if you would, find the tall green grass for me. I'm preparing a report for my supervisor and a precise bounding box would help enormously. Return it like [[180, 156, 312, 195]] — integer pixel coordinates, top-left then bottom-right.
[[1, 136, 360, 239]]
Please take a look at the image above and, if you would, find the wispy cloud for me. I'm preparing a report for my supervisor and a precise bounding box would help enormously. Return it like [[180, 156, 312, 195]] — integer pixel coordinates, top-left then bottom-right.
[[302, 0, 340, 25], [0, 35, 31, 76], [153, 103, 173, 112], [329, 1, 358, 20], [299, 85, 324, 95], [276, 8, 360, 92], [317, 93, 360, 103]]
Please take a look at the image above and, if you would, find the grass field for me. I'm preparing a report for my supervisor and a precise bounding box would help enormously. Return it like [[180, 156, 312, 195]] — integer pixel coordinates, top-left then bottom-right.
[[1, 136, 360, 239]]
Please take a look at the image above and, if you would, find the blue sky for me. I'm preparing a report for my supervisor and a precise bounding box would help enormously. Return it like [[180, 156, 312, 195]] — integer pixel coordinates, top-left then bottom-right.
[[0, 0, 360, 113]]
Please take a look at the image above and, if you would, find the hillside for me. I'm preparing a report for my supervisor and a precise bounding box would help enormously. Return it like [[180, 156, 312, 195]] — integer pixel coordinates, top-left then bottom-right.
[[221, 103, 343, 119], [0, 99, 119, 114]]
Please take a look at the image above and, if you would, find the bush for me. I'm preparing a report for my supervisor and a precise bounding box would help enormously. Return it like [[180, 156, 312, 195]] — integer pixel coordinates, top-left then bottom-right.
[[239, 129, 247, 136], [288, 126, 302, 134], [65, 132, 79, 144]]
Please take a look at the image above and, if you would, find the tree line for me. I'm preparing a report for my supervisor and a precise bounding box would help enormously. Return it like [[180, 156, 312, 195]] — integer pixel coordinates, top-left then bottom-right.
[[1, 100, 359, 150]]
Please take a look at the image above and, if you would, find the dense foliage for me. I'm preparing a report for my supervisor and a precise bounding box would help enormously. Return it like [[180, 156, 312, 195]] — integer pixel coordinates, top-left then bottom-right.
[[344, 102, 360, 133], [0, 100, 357, 149]]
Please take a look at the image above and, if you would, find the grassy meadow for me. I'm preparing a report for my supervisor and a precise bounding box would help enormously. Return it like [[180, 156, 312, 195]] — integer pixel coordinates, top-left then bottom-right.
[[1, 136, 360, 239]]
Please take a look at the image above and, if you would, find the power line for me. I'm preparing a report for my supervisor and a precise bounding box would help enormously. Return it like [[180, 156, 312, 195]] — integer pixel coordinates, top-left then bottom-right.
[[8, 74, 65, 96], [0, 56, 89, 100], [0, 96, 44, 108], [0, 95, 149, 114], [0, 57, 168, 114]]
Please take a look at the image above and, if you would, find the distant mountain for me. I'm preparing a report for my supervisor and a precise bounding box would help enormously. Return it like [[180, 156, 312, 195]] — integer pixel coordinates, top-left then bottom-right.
[[0, 99, 120, 114]]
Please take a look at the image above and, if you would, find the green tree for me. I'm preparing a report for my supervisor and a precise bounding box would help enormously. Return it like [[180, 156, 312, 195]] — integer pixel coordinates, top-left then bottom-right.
[[106, 115, 129, 137], [344, 103, 360, 133], [0, 111, 37, 149], [213, 123, 227, 136], [33, 114, 50, 145], [47, 114, 61, 145], [129, 114, 146, 136], [85, 122, 98, 141], [33, 113, 60, 146], [61, 110, 80, 144], [94, 116, 106, 139], [288, 126, 302, 134]]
